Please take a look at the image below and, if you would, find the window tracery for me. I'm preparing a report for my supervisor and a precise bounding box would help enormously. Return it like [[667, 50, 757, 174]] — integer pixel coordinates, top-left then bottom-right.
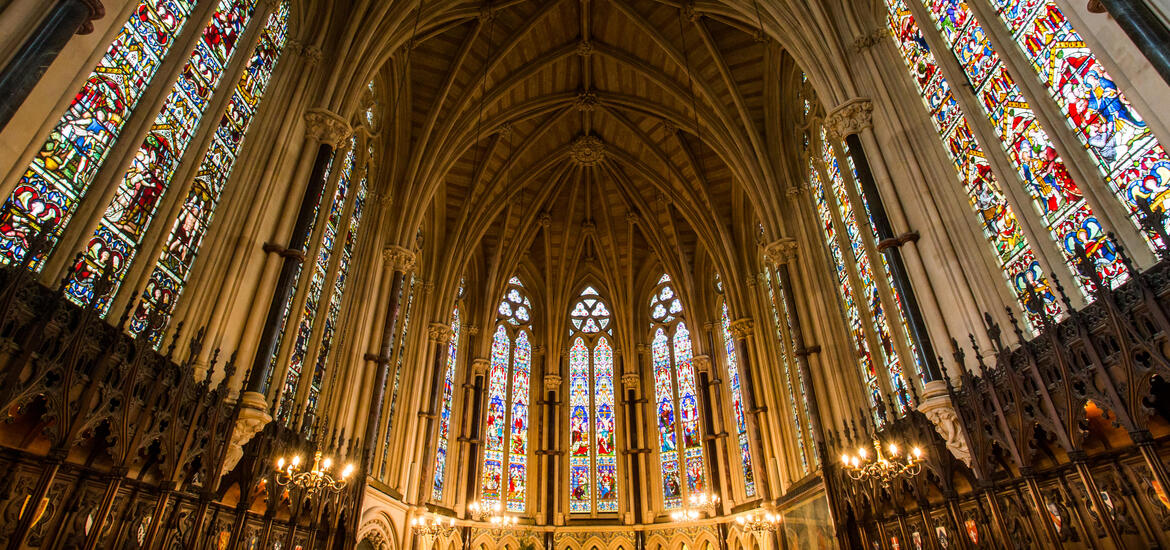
[[481, 276, 533, 513], [567, 286, 618, 514], [649, 273, 706, 510]]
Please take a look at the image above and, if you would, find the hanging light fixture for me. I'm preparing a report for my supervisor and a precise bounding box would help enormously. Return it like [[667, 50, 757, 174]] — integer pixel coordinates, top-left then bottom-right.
[[841, 438, 924, 487], [273, 451, 354, 495], [669, 492, 720, 521], [736, 510, 782, 544]]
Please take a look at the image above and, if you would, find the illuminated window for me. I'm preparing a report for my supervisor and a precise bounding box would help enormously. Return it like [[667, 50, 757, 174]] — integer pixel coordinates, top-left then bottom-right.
[[481, 276, 533, 512], [567, 286, 618, 514]]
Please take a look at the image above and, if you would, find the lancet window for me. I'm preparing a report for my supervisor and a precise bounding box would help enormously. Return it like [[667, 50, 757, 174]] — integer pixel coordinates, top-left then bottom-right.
[[805, 125, 924, 417], [0, 0, 290, 340], [432, 304, 461, 501], [382, 273, 418, 472], [649, 274, 706, 510], [480, 277, 533, 513], [717, 299, 756, 497], [762, 267, 815, 474], [567, 286, 618, 514], [882, 0, 1170, 330]]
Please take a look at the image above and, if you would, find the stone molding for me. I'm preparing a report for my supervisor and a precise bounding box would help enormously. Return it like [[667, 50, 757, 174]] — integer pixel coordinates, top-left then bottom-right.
[[543, 374, 562, 392], [382, 245, 416, 271], [918, 380, 972, 467], [762, 238, 798, 266], [692, 355, 712, 374], [570, 135, 606, 166], [304, 108, 351, 147], [824, 98, 874, 140], [621, 372, 641, 389]]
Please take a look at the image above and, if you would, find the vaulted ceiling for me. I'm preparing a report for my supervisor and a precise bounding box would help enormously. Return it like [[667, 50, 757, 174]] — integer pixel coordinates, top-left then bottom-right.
[[326, 0, 820, 328]]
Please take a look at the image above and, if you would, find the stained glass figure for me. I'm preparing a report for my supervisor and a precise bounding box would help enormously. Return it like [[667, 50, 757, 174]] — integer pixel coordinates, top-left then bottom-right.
[[129, 3, 290, 343], [432, 305, 460, 500], [66, 0, 265, 310], [720, 302, 756, 496], [0, 0, 198, 268], [479, 277, 533, 513], [987, 0, 1170, 249], [648, 275, 706, 510], [882, 0, 1060, 330]]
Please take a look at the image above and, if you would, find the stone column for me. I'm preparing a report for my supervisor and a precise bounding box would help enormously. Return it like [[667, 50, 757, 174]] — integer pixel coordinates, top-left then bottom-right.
[[462, 357, 490, 509], [762, 238, 848, 549], [0, 0, 104, 130], [363, 245, 416, 471], [621, 367, 645, 525], [541, 363, 561, 526], [825, 98, 942, 383], [224, 109, 350, 473], [1087, 0, 1170, 85]]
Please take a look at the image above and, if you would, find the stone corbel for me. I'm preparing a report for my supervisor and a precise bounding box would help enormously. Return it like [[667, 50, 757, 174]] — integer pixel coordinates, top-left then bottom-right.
[[304, 108, 352, 148], [471, 358, 490, 376], [621, 372, 641, 390], [824, 98, 874, 141], [222, 391, 272, 474], [543, 374, 562, 392], [762, 238, 798, 267], [917, 380, 973, 467], [692, 355, 713, 375], [382, 245, 416, 272]]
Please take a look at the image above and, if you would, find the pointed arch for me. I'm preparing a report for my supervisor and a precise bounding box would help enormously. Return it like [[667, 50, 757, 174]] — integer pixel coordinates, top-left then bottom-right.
[[480, 276, 533, 513], [567, 285, 619, 515]]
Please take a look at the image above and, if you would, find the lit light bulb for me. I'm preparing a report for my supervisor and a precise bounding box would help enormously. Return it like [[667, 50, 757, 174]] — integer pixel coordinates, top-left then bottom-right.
[[912, 447, 922, 459], [342, 464, 354, 479], [888, 443, 899, 455], [858, 448, 867, 459], [292, 455, 301, 467], [322, 457, 333, 470], [277, 457, 285, 469]]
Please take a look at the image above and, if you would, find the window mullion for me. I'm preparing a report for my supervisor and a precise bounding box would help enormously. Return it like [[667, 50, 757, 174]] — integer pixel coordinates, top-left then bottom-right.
[[964, 0, 1154, 266]]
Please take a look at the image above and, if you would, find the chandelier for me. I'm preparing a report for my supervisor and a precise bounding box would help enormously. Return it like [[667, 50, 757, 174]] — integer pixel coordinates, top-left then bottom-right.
[[273, 451, 354, 495], [411, 514, 454, 546], [468, 501, 519, 528], [670, 492, 720, 521], [841, 438, 923, 487], [736, 510, 781, 543]]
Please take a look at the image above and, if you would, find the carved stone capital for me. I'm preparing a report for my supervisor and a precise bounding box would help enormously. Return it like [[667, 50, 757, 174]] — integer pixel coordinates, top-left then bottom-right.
[[472, 358, 491, 376], [304, 108, 351, 147], [625, 212, 639, 225], [382, 245, 416, 271], [222, 391, 272, 474], [534, 345, 546, 357], [636, 344, 650, 356], [302, 45, 323, 66], [853, 27, 889, 52], [537, 211, 552, 228], [762, 238, 799, 266], [544, 374, 562, 392], [728, 318, 755, 340], [918, 380, 972, 467], [622, 372, 641, 390], [466, 325, 480, 336], [428, 322, 455, 344], [824, 98, 874, 140], [570, 135, 606, 166], [692, 355, 712, 374]]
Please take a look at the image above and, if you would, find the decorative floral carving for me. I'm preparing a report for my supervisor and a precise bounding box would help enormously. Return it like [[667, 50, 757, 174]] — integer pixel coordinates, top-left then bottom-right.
[[222, 391, 272, 474], [382, 245, 416, 271], [575, 90, 599, 111], [853, 27, 889, 52], [762, 238, 798, 266], [304, 108, 351, 147], [729, 318, 755, 339], [918, 381, 972, 466], [428, 322, 455, 344], [570, 135, 606, 166], [824, 98, 874, 140]]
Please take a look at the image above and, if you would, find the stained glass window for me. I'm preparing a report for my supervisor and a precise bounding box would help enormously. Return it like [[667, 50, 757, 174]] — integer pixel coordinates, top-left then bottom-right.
[[128, 3, 290, 343], [719, 302, 756, 496], [816, 130, 916, 410], [913, 0, 1127, 294], [382, 274, 416, 472], [0, 0, 199, 267], [567, 286, 618, 514], [432, 305, 461, 501], [480, 277, 532, 513], [65, 0, 265, 310], [763, 268, 814, 473], [649, 274, 706, 510], [277, 141, 356, 411], [882, 2, 1061, 330], [987, 0, 1170, 248]]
